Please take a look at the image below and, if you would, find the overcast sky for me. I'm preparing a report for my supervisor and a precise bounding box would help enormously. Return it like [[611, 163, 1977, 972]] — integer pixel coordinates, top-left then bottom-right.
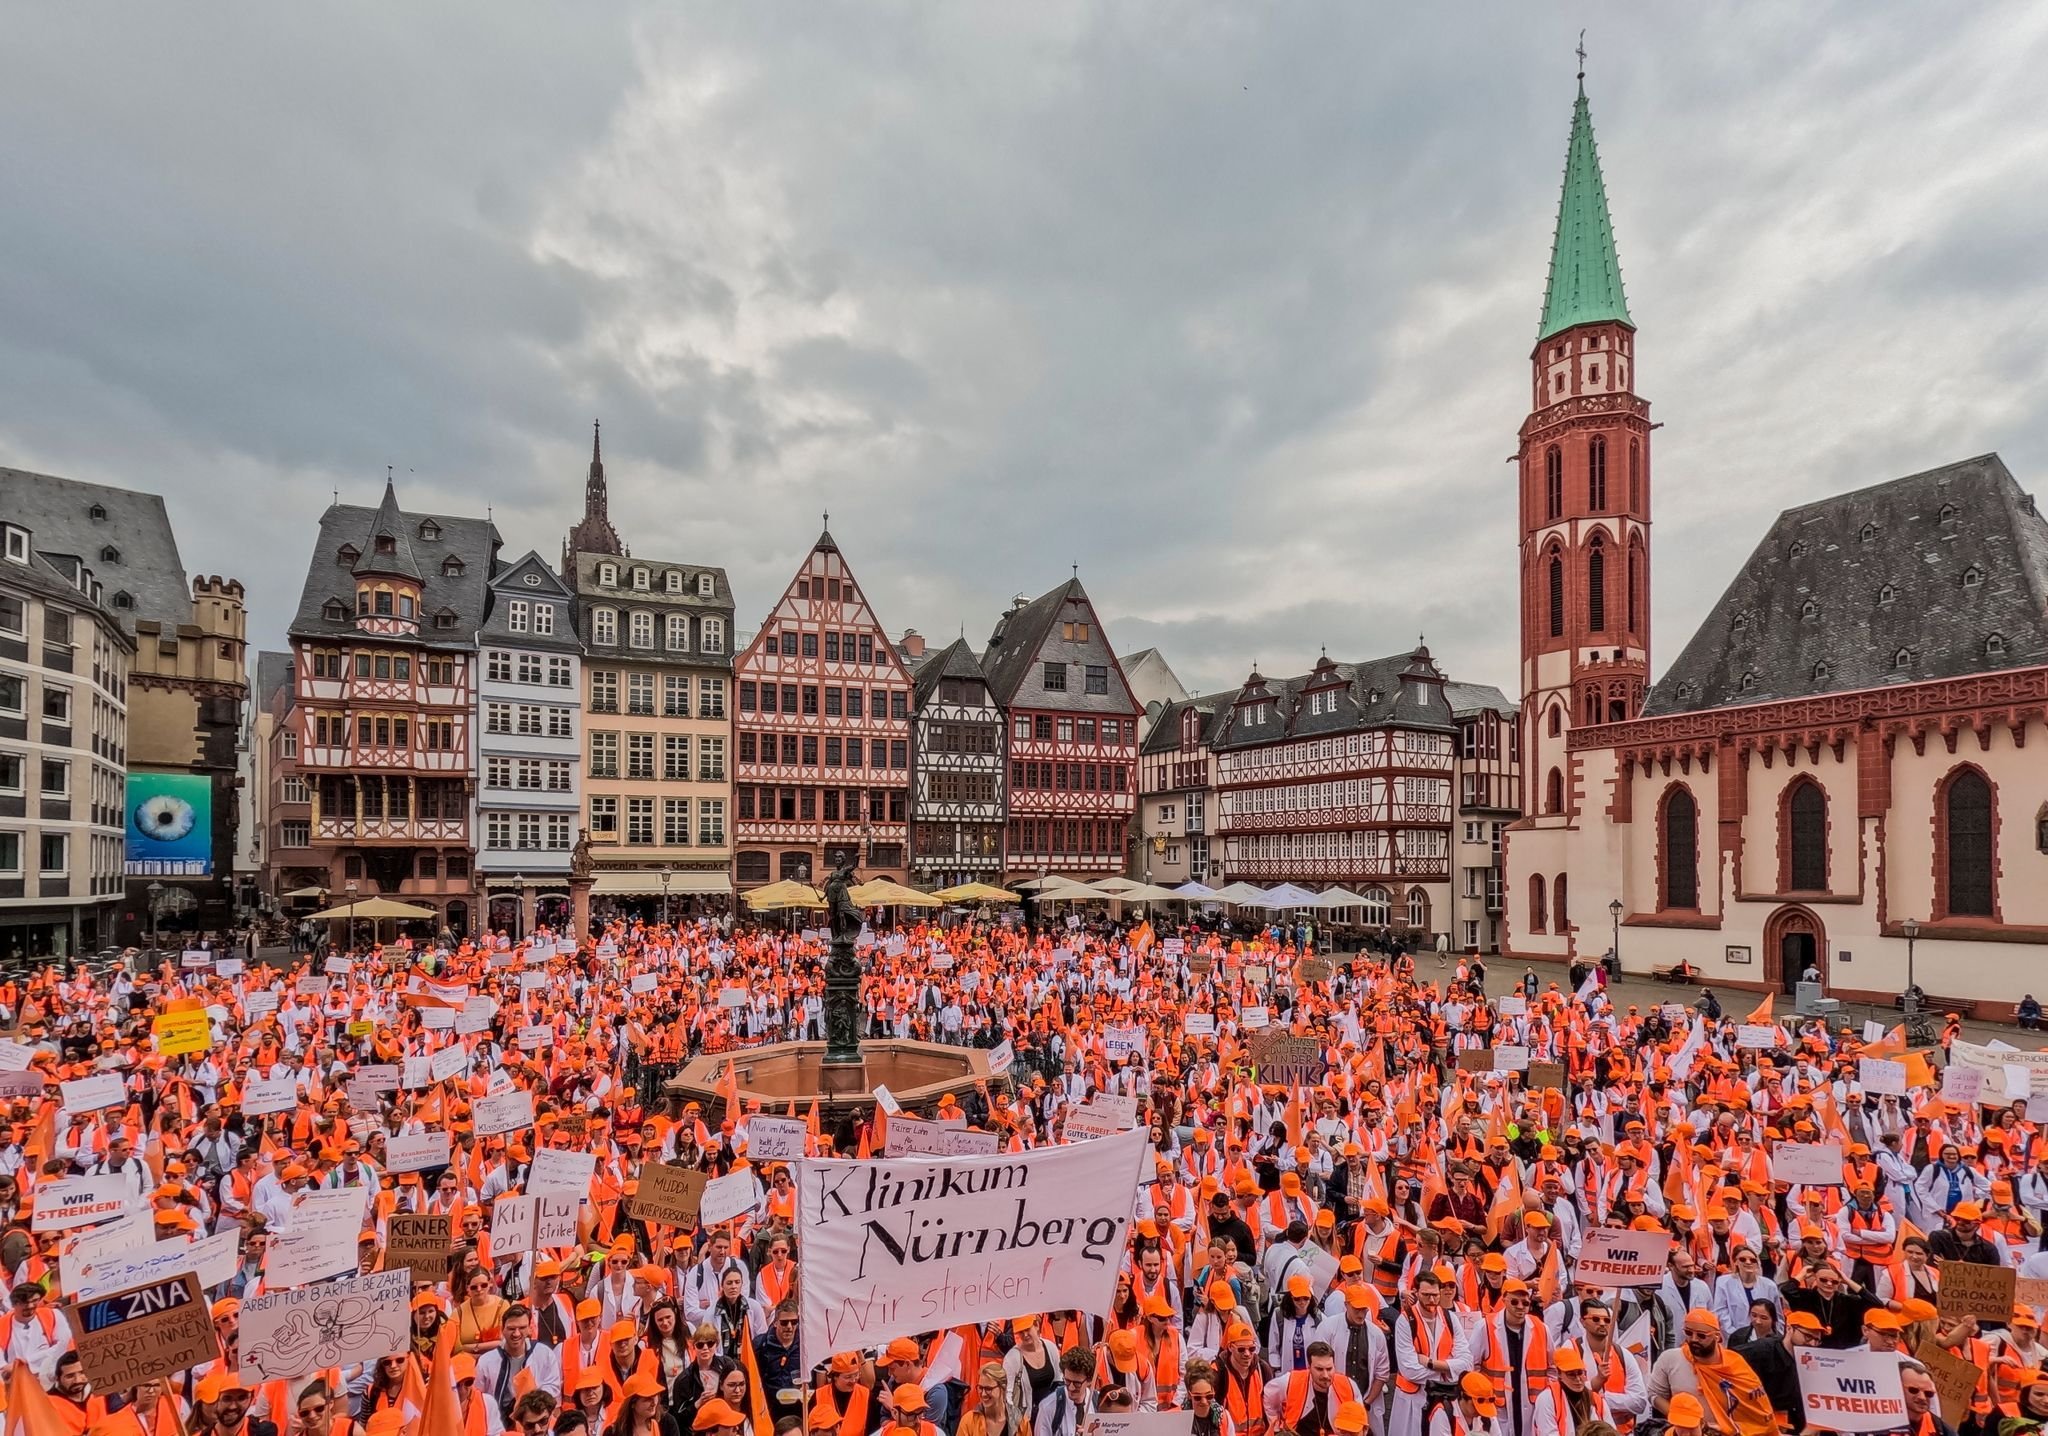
[[5, 5, 2045, 697]]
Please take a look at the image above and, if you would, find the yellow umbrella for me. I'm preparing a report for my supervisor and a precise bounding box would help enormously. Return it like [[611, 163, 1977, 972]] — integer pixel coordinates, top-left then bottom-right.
[[281, 885, 328, 900], [743, 880, 826, 911], [849, 878, 943, 908], [930, 881, 1021, 904], [305, 897, 439, 921]]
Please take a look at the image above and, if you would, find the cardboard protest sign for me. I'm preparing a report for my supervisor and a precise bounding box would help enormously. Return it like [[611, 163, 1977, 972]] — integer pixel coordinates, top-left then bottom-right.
[[490, 1195, 537, 1254], [1104, 1026, 1145, 1059], [1573, 1226, 1672, 1287], [60, 1072, 127, 1114], [33, 1177, 134, 1232], [1917, 1343, 1984, 1427], [871, 1085, 903, 1115], [1298, 958, 1333, 985], [528, 1148, 597, 1196], [1456, 1047, 1496, 1072], [1938, 1260, 2017, 1322], [1526, 1061, 1568, 1092], [747, 1115, 808, 1161], [629, 1164, 707, 1228], [797, 1127, 1148, 1368], [1857, 1058, 1908, 1097], [1090, 1093, 1140, 1130], [1770, 1142, 1845, 1186], [1250, 1032, 1325, 1084], [64, 1274, 218, 1390], [472, 1089, 534, 1138], [1941, 1064, 1985, 1104], [383, 1214, 451, 1284], [2017, 1276, 2048, 1310], [945, 1129, 1002, 1157], [1494, 995, 1528, 1018], [240, 1268, 410, 1383], [241, 1076, 300, 1117], [71, 1228, 240, 1301], [1794, 1347, 1908, 1433], [63, 1278, 216, 1392]]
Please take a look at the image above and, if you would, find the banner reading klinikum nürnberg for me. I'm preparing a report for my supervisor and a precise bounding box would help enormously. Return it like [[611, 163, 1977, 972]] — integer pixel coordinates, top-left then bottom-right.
[[797, 1127, 1150, 1363]]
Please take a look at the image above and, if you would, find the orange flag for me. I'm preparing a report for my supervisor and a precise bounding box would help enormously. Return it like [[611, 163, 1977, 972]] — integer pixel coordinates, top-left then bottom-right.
[[1863, 1026, 1909, 1060], [417, 1311, 464, 1436], [6, 1360, 74, 1436], [1745, 992, 1775, 1025], [739, 1329, 777, 1436]]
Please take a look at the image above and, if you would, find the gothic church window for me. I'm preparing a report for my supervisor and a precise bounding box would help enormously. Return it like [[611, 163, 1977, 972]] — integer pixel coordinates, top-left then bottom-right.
[[1941, 768, 1994, 917], [1786, 779, 1826, 892], [1545, 447, 1563, 521], [1588, 437, 1607, 510], [1660, 787, 1699, 910], [1587, 536, 1606, 632], [1548, 555, 1564, 638]]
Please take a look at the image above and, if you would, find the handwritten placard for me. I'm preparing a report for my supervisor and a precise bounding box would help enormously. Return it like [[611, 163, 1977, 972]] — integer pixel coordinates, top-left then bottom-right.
[[1938, 1260, 2017, 1323]]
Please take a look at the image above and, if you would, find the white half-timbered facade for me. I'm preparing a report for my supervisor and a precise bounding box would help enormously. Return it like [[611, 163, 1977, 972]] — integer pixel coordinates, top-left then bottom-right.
[[907, 637, 1006, 887], [732, 528, 913, 888]]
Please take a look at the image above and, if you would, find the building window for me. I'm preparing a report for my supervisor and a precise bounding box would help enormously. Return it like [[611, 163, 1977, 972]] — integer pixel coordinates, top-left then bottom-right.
[[1085, 665, 1108, 695], [665, 614, 688, 650], [593, 608, 617, 646], [1661, 786, 1699, 910], [1544, 767, 1563, 815], [700, 736, 725, 781], [702, 618, 725, 654], [590, 732, 618, 778], [1786, 779, 1827, 892], [627, 734, 655, 780], [589, 795, 619, 836], [507, 600, 529, 633], [533, 604, 554, 636], [1361, 887, 1390, 926], [38, 834, 66, 875], [1529, 875, 1547, 933], [699, 678, 725, 718], [1628, 438, 1641, 509], [1042, 662, 1067, 692], [663, 799, 691, 845], [1940, 767, 1994, 918], [626, 797, 654, 844], [664, 734, 690, 781], [280, 820, 309, 848], [1587, 436, 1607, 510], [1548, 554, 1564, 638], [1553, 873, 1568, 929], [40, 759, 69, 797], [1587, 536, 1606, 632], [628, 611, 654, 649]]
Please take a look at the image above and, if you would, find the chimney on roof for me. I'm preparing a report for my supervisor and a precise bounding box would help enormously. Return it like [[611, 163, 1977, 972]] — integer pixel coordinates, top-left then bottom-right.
[[901, 628, 925, 659], [1009, 594, 1029, 613]]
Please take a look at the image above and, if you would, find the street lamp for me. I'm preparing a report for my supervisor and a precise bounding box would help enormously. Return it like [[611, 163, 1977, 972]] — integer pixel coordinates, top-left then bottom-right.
[[1608, 898, 1623, 974], [1902, 917, 1920, 1010], [660, 864, 674, 929], [345, 878, 360, 954], [146, 881, 163, 950]]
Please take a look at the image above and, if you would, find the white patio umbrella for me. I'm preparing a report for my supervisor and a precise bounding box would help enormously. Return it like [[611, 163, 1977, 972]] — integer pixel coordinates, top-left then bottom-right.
[[1212, 882, 1272, 906], [1173, 881, 1223, 900], [1307, 886, 1369, 909], [1262, 883, 1325, 909]]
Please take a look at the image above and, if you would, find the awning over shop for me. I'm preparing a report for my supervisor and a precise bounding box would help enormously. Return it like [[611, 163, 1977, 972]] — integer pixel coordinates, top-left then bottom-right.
[[590, 870, 733, 897]]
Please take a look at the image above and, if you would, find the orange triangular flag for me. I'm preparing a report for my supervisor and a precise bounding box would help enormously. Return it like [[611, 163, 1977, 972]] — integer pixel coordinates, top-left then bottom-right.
[[1863, 1026, 1908, 1060], [7, 1359, 75, 1436], [418, 1315, 463, 1436], [1745, 991, 1775, 1025]]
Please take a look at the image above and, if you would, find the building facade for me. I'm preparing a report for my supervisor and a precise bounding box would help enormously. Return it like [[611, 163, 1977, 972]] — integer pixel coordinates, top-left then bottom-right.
[[908, 637, 1007, 888], [476, 551, 583, 937], [981, 579, 1141, 883], [286, 480, 494, 937], [1448, 683, 1519, 953], [563, 432, 734, 919], [1503, 80, 2048, 1016], [0, 469, 249, 940], [1136, 692, 1230, 889], [1213, 648, 1457, 937], [732, 528, 913, 889]]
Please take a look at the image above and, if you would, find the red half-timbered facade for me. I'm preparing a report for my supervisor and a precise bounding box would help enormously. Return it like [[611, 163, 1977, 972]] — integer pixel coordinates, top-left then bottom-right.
[[980, 578, 1140, 882], [284, 480, 497, 935], [732, 528, 912, 888]]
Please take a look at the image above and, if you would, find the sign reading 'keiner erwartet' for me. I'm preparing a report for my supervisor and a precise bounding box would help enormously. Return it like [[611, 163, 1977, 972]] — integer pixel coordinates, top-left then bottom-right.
[[797, 1126, 1149, 1364]]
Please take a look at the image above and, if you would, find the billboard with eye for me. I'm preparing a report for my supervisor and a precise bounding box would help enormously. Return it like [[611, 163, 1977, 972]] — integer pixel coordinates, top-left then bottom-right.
[[125, 770, 213, 876]]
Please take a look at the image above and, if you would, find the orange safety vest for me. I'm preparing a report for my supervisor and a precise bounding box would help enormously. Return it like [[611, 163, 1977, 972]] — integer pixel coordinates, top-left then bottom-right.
[[1541, 1381, 1606, 1435], [1480, 1314, 1552, 1400], [1221, 1360, 1266, 1436], [1278, 1372, 1361, 1429], [1144, 1327, 1184, 1409], [1586, 1344, 1635, 1434], [1844, 1206, 1897, 1260], [1396, 1313, 1460, 1394]]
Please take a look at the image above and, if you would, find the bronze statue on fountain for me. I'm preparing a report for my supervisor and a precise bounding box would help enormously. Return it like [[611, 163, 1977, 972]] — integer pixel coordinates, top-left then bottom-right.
[[821, 859, 865, 1068]]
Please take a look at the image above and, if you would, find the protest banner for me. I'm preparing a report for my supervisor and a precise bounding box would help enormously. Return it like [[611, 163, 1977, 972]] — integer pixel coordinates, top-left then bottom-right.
[[384, 1214, 452, 1284], [1857, 1058, 1908, 1098], [1736, 1024, 1779, 1049], [699, 1169, 765, 1228], [1240, 1005, 1270, 1031], [1947, 1040, 2048, 1105], [240, 1269, 410, 1383], [1794, 1347, 1907, 1433], [0, 1038, 35, 1072], [152, 1008, 212, 1057], [1939, 1260, 2016, 1322], [1298, 957, 1333, 985], [1104, 1026, 1145, 1059], [1771, 1142, 1845, 1186], [630, 1164, 707, 1228], [528, 1148, 597, 1196], [1456, 1047, 1496, 1072], [243, 990, 280, 1019], [796, 1126, 1148, 1365], [747, 1115, 808, 1161], [240, 1075, 299, 1117], [884, 1117, 954, 1158], [473, 1089, 535, 1138], [264, 1188, 366, 1288], [60, 1072, 127, 1115], [33, 1176, 134, 1232], [1065, 1107, 1128, 1141], [63, 1274, 217, 1391], [518, 1025, 552, 1051], [1573, 1227, 1672, 1287], [1249, 1032, 1325, 1084], [71, 1228, 240, 1301]]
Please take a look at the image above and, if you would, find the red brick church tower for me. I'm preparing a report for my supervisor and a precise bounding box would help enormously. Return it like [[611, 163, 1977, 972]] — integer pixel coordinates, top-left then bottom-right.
[[1519, 70, 1652, 825]]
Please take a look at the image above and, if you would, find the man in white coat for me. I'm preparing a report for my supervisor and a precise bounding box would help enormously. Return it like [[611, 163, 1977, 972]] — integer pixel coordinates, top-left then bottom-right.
[[1392, 1269, 1473, 1436]]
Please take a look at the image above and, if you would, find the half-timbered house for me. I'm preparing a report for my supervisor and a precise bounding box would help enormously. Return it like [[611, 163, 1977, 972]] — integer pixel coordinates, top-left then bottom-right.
[[908, 637, 1006, 888]]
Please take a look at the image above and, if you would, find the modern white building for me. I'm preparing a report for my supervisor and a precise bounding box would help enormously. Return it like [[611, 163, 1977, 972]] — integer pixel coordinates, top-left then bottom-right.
[[475, 551, 583, 938]]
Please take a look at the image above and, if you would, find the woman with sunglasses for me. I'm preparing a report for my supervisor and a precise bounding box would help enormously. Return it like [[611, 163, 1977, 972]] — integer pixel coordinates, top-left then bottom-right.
[[1184, 1360, 1234, 1436], [606, 1372, 680, 1436], [457, 1268, 510, 1354], [355, 1355, 410, 1423]]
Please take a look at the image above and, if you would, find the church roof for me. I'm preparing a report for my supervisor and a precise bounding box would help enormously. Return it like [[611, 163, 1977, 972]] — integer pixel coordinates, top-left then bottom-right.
[[1536, 84, 1633, 341], [1643, 454, 2048, 716]]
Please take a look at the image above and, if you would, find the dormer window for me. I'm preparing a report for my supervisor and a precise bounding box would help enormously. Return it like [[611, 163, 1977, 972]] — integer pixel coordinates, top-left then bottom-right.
[[1811, 660, 1830, 682], [88, 504, 106, 522], [631, 568, 650, 590], [336, 544, 360, 566], [697, 574, 714, 598], [1800, 599, 1819, 621], [1939, 503, 1959, 525], [598, 563, 617, 587], [1739, 671, 1757, 692], [375, 535, 395, 555], [1962, 566, 1985, 588], [112, 591, 133, 610], [1878, 583, 1897, 607], [1788, 539, 1809, 560], [433, 609, 458, 630], [1859, 523, 1878, 544], [665, 570, 682, 593], [1986, 633, 2007, 658], [1894, 647, 1913, 670], [418, 520, 440, 541], [99, 546, 119, 563], [441, 555, 465, 577], [322, 599, 348, 622]]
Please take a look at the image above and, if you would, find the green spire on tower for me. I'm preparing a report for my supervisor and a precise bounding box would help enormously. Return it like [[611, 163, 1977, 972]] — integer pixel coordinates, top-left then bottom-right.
[[1536, 67, 1632, 342]]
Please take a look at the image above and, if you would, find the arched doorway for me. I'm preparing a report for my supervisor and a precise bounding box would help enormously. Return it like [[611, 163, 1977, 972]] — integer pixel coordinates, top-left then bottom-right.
[[1765, 905, 1826, 993]]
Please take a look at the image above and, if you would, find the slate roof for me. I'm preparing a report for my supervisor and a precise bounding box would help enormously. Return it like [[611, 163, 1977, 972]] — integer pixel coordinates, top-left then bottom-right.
[[1643, 454, 2048, 715], [980, 577, 1138, 715], [1139, 689, 1237, 756], [288, 487, 500, 650], [0, 466, 192, 633], [911, 636, 989, 707], [1214, 646, 1455, 750], [1445, 681, 1518, 720], [254, 651, 294, 711], [480, 551, 583, 654]]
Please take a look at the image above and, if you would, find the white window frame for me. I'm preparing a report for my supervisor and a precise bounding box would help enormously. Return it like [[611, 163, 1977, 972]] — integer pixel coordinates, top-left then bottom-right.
[[665, 614, 688, 651], [702, 617, 725, 654], [592, 608, 617, 646], [533, 604, 555, 636], [629, 611, 655, 650], [507, 600, 530, 634], [38, 832, 66, 876]]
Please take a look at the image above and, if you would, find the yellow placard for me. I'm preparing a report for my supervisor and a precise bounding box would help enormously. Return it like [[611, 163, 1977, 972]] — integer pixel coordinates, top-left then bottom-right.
[[346, 1020, 374, 1038], [152, 1009, 212, 1057]]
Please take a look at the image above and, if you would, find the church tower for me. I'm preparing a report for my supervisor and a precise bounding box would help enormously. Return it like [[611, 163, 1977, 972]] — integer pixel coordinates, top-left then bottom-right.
[[562, 420, 625, 573], [1518, 72, 1651, 825]]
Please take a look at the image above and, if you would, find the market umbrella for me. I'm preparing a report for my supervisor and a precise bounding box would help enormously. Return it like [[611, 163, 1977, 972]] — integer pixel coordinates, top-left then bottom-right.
[[1262, 883, 1324, 909], [1014, 875, 1083, 891], [742, 881, 826, 911], [281, 886, 328, 900], [930, 882, 1021, 903], [1107, 881, 1185, 903], [305, 897, 439, 921], [1086, 877, 1151, 896], [849, 878, 943, 908], [1173, 881, 1223, 900], [1307, 886, 1368, 909], [1212, 882, 1273, 906]]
